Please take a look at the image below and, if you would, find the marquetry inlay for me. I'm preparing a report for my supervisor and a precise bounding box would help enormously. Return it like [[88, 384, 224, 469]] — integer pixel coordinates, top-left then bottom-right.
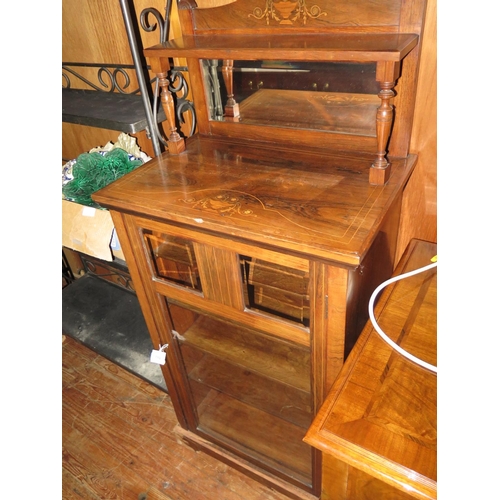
[[182, 192, 258, 217], [249, 0, 327, 25]]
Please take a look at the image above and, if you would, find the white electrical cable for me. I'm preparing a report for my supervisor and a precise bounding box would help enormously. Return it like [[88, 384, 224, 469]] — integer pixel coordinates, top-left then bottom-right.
[[368, 261, 438, 374]]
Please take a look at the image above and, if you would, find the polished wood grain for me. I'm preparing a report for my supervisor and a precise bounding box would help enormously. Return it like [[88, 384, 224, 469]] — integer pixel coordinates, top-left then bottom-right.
[[304, 239, 437, 499], [237, 89, 379, 136], [178, 0, 403, 34], [145, 33, 419, 61], [62, 0, 436, 252], [83, 1, 432, 496], [93, 135, 417, 267], [144, 31, 418, 176], [61, 0, 437, 238], [62, 334, 295, 500], [192, 244, 244, 308], [397, 0, 437, 260], [93, 133, 409, 497]]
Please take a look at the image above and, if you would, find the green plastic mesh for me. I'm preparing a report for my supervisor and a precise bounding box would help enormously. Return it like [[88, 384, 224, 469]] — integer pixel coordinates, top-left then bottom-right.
[[62, 148, 142, 208]]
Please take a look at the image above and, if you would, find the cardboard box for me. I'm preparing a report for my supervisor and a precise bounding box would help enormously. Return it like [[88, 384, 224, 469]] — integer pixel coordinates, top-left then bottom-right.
[[62, 199, 125, 262]]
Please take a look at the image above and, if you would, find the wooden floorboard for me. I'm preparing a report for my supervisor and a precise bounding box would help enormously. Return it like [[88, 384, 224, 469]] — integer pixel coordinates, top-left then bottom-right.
[[62, 334, 293, 500]]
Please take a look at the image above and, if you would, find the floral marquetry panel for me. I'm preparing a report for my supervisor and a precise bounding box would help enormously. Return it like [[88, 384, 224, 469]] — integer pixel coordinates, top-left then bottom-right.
[[182, 0, 403, 32]]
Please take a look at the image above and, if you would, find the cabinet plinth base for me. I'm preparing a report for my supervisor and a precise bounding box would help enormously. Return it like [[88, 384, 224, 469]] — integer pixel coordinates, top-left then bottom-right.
[[173, 424, 319, 500]]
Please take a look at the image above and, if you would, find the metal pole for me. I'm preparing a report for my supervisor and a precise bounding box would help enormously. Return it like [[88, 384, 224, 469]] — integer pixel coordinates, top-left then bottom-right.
[[119, 0, 162, 157]]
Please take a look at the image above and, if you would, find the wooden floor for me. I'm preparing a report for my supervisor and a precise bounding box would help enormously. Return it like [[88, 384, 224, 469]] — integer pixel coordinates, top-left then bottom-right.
[[62, 334, 293, 500]]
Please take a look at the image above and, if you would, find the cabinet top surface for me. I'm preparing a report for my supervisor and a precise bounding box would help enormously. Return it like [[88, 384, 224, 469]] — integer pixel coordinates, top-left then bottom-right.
[[304, 239, 437, 497], [145, 33, 419, 62], [93, 136, 416, 266]]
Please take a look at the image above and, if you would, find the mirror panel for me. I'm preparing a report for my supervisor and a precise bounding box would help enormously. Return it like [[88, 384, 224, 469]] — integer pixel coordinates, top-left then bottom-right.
[[202, 60, 379, 136]]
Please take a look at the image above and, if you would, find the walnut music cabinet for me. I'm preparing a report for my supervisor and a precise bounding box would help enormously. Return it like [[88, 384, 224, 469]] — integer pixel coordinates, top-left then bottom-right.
[[92, 0, 428, 497]]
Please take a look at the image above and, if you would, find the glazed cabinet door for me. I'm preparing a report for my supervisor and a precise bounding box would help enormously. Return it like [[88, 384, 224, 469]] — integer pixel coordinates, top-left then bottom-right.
[[117, 213, 323, 494], [170, 304, 314, 488]]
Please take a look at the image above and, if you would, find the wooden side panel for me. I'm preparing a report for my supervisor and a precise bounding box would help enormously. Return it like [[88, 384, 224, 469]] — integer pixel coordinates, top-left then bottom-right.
[[62, 0, 182, 68], [186, 57, 212, 134], [389, 0, 429, 157], [346, 191, 402, 353], [397, 0, 437, 260], [310, 261, 327, 411], [321, 454, 349, 500]]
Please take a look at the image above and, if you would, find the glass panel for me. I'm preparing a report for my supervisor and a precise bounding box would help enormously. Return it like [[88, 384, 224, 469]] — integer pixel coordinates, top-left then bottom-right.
[[203, 59, 379, 135], [143, 230, 202, 291], [240, 255, 310, 328], [168, 302, 313, 487]]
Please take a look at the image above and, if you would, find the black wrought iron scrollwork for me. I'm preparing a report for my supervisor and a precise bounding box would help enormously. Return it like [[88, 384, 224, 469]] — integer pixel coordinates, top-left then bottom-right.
[[62, 63, 141, 94], [61, 1, 196, 157], [97, 67, 132, 93], [169, 69, 188, 95], [81, 256, 136, 293], [169, 69, 196, 137], [151, 69, 196, 147], [140, 0, 172, 44], [139, 0, 196, 141]]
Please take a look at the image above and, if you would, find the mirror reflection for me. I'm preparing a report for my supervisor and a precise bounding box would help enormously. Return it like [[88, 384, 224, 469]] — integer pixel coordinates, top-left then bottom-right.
[[202, 60, 379, 135]]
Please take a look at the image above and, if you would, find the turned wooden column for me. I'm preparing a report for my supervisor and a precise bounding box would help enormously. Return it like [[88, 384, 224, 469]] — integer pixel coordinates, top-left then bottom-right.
[[149, 57, 185, 155], [222, 59, 240, 121], [370, 61, 401, 185]]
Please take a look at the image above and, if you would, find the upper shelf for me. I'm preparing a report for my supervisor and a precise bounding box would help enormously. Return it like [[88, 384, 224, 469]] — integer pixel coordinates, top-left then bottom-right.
[[144, 33, 419, 63]]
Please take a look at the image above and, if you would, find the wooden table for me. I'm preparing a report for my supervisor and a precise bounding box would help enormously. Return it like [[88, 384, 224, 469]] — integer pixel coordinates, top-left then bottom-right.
[[304, 239, 437, 500]]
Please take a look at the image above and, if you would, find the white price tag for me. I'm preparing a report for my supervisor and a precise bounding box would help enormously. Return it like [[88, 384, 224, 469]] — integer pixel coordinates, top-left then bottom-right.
[[150, 349, 166, 365], [82, 206, 96, 217]]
